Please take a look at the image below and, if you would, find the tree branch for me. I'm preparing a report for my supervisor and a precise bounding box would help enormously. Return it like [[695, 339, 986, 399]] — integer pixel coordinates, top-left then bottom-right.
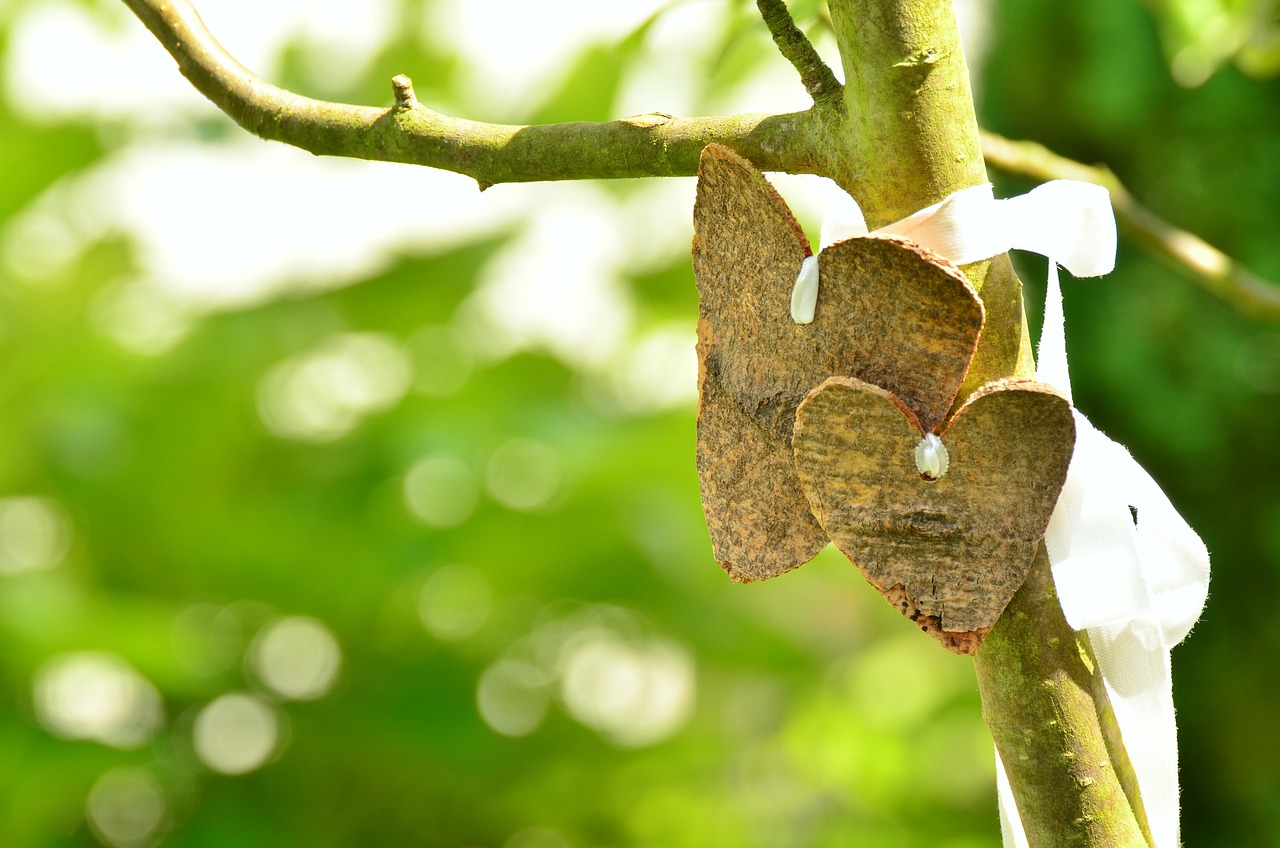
[[755, 0, 842, 104], [976, 549, 1153, 846], [120, 0, 832, 187], [982, 130, 1280, 320], [127, 0, 1278, 329]]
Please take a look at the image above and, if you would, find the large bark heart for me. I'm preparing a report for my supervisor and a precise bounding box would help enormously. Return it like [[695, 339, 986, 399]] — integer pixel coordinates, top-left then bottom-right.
[[693, 144, 985, 581], [792, 376, 1075, 654]]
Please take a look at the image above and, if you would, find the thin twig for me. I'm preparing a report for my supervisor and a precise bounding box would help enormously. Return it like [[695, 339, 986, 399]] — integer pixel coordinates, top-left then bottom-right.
[[119, 0, 829, 187], [981, 130, 1280, 320], [755, 0, 842, 104]]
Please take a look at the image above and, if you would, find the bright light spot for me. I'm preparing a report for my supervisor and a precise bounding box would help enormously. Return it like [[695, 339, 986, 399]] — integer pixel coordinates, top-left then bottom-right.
[[486, 439, 562, 512], [91, 279, 194, 356], [250, 616, 342, 701], [706, 42, 814, 118], [617, 179, 699, 273], [462, 185, 633, 369], [486, 605, 695, 745], [953, 0, 994, 74], [33, 653, 164, 748], [403, 456, 479, 528], [200, 0, 396, 86], [1, 139, 515, 311], [0, 496, 72, 575], [503, 827, 571, 848], [1170, 46, 1216, 88], [419, 564, 492, 641], [4, 0, 205, 124], [4, 0, 395, 125], [237, 0, 397, 95], [408, 325, 474, 398], [608, 325, 698, 414], [1168, 231, 1229, 277], [614, 50, 699, 121], [258, 333, 411, 442], [614, 1, 728, 118], [0, 196, 82, 282], [86, 766, 167, 848], [476, 659, 551, 737], [424, 0, 667, 118], [839, 636, 970, 730], [192, 693, 281, 775], [1168, 12, 1237, 88], [559, 633, 694, 748]]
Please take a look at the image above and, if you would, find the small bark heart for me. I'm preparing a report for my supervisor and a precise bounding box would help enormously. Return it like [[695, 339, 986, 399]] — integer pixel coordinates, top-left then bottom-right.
[[792, 376, 1075, 653]]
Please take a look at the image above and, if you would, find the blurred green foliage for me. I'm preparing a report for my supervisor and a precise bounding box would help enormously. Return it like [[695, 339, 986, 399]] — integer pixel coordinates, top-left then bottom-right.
[[1143, 0, 1280, 84], [0, 0, 1276, 846]]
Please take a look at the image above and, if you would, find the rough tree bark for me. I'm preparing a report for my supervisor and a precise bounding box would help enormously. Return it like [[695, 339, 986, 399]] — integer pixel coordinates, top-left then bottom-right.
[[121, 0, 1216, 844]]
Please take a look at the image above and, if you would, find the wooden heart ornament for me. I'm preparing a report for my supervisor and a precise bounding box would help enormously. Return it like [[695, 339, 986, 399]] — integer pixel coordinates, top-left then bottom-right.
[[793, 376, 1075, 654], [693, 144, 984, 581]]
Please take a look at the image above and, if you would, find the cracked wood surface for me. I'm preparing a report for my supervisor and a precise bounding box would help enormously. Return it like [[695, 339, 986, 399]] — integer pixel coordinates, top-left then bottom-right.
[[792, 376, 1075, 653]]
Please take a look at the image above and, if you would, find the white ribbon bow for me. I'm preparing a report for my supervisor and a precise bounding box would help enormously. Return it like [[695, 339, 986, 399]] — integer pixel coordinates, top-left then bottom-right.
[[791, 181, 1116, 323], [795, 181, 1210, 847]]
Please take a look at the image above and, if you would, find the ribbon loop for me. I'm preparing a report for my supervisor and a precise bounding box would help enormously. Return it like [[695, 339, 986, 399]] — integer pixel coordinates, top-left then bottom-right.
[[877, 183, 1007, 265], [999, 180, 1117, 278]]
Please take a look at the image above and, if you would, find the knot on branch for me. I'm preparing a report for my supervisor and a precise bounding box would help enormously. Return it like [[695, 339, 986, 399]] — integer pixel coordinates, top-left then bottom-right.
[[620, 112, 675, 129], [391, 74, 419, 110]]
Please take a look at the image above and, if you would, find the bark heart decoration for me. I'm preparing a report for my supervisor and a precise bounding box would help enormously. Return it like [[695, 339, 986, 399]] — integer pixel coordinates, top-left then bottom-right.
[[792, 376, 1075, 654], [692, 144, 984, 581]]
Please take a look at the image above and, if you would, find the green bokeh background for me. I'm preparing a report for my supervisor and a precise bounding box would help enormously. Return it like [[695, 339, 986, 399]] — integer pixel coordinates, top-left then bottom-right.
[[1, 0, 1277, 845]]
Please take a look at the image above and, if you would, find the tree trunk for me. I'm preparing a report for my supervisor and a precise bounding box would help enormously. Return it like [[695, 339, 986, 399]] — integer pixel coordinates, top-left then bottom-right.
[[825, 1, 1151, 844]]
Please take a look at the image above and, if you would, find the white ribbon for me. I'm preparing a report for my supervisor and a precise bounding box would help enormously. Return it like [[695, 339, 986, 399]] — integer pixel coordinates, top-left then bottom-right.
[[790, 181, 1116, 324], [796, 181, 1210, 846], [1027, 261, 1210, 848]]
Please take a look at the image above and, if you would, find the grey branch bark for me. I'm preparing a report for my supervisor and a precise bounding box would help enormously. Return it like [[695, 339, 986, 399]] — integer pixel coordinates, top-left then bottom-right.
[[120, 0, 835, 187]]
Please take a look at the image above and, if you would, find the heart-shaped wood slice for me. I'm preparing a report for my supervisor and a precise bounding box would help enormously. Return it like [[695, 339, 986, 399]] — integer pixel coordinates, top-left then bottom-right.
[[792, 376, 1075, 654], [693, 144, 985, 581]]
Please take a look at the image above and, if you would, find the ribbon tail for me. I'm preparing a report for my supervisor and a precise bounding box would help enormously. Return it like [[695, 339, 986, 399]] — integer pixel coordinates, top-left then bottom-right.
[[996, 749, 1031, 848], [1036, 260, 1072, 403], [1047, 414, 1209, 848], [1089, 617, 1181, 848], [791, 195, 869, 325], [1116, 456, 1212, 647]]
